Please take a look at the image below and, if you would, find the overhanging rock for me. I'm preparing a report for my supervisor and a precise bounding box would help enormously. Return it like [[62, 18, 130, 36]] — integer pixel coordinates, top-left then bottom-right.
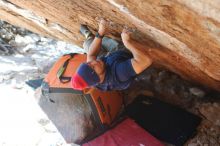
[[0, 0, 220, 91]]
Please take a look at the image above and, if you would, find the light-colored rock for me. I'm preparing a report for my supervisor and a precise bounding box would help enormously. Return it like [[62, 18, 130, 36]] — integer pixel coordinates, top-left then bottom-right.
[[189, 87, 205, 98], [14, 34, 28, 47]]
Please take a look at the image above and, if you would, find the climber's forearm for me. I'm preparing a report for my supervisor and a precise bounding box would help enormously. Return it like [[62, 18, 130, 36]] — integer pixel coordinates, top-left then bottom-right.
[[124, 39, 146, 61], [87, 19, 107, 62], [124, 39, 152, 74], [87, 37, 102, 62]]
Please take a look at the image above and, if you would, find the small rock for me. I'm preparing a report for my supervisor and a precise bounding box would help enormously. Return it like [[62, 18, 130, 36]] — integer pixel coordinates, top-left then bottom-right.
[[28, 33, 41, 42], [20, 44, 36, 53], [38, 118, 50, 126], [158, 70, 167, 77], [16, 27, 28, 35], [0, 28, 7, 36], [155, 70, 168, 83], [15, 34, 28, 47], [11, 27, 17, 34], [24, 34, 40, 44], [189, 87, 205, 98], [199, 103, 220, 126], [4, 32, 13, 41], [40, 36, 52, 42], [8, 39, 17, 46]]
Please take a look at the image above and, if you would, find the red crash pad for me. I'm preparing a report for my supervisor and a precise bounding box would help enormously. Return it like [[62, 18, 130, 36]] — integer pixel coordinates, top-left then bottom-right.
[[83, 118, 164, 146]]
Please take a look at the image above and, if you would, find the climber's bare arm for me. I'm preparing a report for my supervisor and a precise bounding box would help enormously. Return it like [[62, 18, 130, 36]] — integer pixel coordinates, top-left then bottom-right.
[[87, 19, 108, 62], [121, 28, 152, 74]]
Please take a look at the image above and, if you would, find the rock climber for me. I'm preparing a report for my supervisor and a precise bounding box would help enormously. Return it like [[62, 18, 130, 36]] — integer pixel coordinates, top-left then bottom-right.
[[71, 19, 152, 91]]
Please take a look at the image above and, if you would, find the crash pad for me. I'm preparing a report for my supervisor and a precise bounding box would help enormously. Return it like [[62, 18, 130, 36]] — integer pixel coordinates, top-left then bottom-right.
[[83, 118, 164, 146], [126, 95, 201, 146]]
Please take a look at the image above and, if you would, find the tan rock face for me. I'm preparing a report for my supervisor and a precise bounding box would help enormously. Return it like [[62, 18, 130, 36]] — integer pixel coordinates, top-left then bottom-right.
[[199, 103, 220, 126], [0, 0, 220, 91]]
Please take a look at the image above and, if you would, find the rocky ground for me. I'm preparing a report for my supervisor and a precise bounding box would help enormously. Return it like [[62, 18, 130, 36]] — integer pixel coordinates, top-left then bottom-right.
[[0, 20, 82, 146], [0, 20, 219, 146]]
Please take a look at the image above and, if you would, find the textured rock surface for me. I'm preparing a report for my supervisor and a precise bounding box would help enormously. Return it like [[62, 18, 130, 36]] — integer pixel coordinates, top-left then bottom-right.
[[0, 20, 219, 146], [199, 102, 220, 126], [0, 0, 220, 91]]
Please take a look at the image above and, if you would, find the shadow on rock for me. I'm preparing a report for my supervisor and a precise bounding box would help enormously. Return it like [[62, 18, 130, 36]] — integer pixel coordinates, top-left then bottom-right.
[[123, 66, 219, 110]]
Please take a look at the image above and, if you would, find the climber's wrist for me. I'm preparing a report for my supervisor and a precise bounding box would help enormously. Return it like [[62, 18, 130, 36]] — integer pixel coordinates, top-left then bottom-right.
[[96, 31, 104, 38]]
